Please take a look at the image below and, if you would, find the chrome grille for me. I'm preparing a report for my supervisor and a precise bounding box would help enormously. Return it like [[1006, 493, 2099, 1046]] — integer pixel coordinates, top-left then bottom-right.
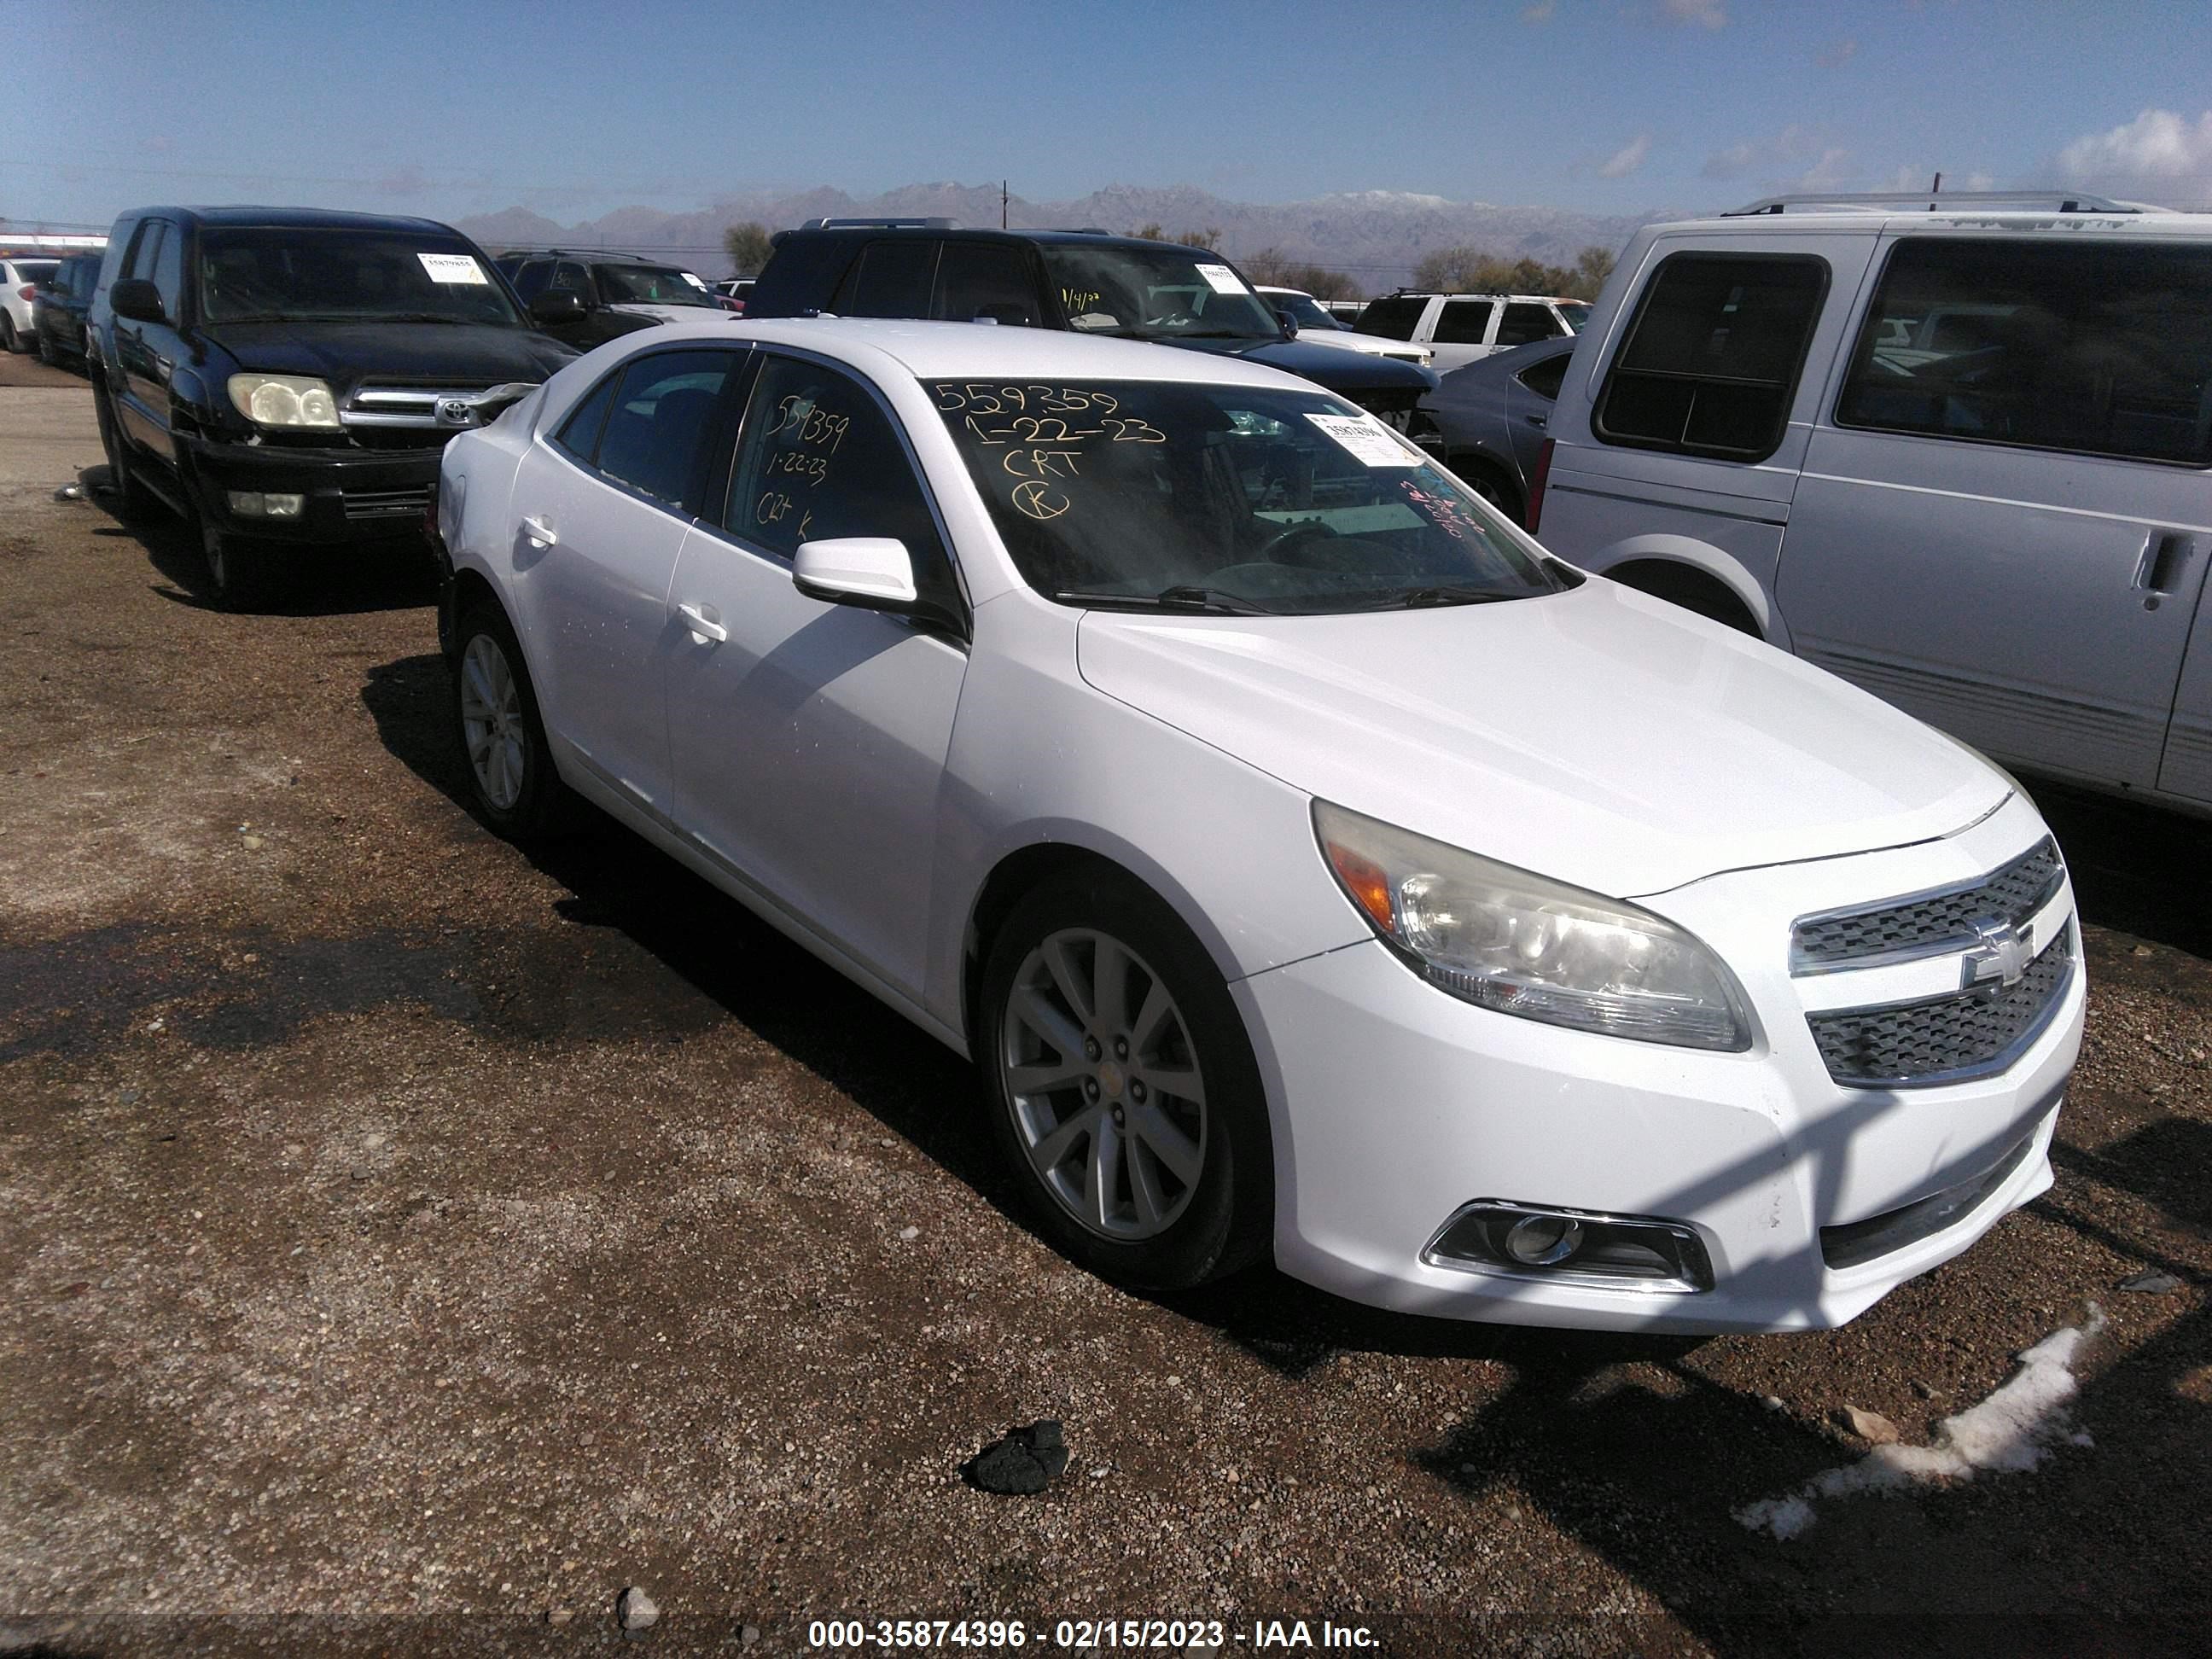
[[1807, 928, 2073, 1087], [1791, 837, 2063, 974], [344, 486, 434, 521]]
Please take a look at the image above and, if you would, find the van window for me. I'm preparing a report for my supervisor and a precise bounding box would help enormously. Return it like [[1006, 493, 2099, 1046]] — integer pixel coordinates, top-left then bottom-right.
[[1433, 300, 1496, 346], [834, 240, 937, 319], [1358, 297, 1427, 341], [1496, 302, 1558, 347], [1835, 237, 2212, 468], [1594, 253, 1827, 462]]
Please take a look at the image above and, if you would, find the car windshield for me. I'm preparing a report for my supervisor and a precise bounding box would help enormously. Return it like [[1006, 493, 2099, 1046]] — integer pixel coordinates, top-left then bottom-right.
[[196, 229, 526, 325], [933, 378, 1575, 614], [1268, 292, 1342, 330], [597, 263, 719, 306], [1557, 302, 1592, 333], [1039, 246, 1279, 341]]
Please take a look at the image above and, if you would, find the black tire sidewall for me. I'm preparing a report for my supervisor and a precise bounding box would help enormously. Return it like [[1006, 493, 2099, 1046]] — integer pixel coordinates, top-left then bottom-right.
[[451, 602, 564, 839], [978, 867, 1273, 1290]]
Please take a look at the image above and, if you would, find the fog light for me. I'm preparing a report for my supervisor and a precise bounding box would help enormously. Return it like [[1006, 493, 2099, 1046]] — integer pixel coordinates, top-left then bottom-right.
[[1504, 1213, 1584, 1265], [1424, 1200, 1714, 1295], [227, 490, 265, 517], [262, 493, 304, 518]]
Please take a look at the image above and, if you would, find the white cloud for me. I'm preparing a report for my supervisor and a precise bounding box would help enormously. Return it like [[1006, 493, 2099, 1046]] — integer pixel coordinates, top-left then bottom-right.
[[2058, 108, 2212, 203], [1661, 0, 1727, 27], [1797, 148, 1855, 189], [1598, 134, 1653, 178], [1703, 124, 1815, 181], [1522, 0, 1555, 20]]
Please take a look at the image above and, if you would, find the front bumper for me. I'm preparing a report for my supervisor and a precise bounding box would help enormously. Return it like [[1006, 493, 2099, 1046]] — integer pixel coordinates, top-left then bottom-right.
[[178, 434, 445, 544], [1235, 791, 2083, 1333]]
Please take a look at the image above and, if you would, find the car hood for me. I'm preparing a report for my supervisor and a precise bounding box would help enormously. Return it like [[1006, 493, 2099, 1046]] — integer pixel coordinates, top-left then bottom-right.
[[1157, 334, 1438, 393], [200, 320, 576, 388], [1073, 579, 2007, 899]]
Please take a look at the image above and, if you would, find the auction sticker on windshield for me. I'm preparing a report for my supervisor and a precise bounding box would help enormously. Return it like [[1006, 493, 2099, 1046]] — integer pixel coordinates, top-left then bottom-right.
[[1306, 412, 1418, 467], [416, 253, 489, 285], [1193, 264, 1248, 295]]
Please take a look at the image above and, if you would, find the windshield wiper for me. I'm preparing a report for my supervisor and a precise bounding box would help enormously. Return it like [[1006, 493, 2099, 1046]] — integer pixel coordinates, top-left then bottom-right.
[[1053, 585, 1276, 615], [1368, 585, 1520, 610]]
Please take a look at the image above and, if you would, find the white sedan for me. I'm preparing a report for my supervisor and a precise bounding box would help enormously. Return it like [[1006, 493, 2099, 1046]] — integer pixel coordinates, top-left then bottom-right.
[[434, 318, 2082, 1332]]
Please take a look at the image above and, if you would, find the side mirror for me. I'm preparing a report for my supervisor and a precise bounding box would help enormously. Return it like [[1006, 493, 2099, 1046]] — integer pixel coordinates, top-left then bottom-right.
[[792, 537, 919, 609], [529, 290, 585, 326], [1275, 307, 1299, 338], [111, 278, 165, 323]]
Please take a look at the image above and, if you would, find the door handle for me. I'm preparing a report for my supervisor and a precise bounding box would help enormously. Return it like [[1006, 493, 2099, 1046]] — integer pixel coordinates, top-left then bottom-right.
[[519, 514, 557, 546], [1522, 413, 1548, 429], [2136, 531, 2193, 607], [677, 602, 727, 643]]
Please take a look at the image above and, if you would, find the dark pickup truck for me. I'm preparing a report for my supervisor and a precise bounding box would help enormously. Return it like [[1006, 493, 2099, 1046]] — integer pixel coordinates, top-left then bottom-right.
[[746, 221, 1441, 439], [89, 206, 578, 605]]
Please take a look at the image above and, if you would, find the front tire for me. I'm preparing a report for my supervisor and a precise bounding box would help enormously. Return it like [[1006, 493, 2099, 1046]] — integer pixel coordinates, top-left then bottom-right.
[[201, 527, 271, 611], [93, 384, 158, 521], [979, 867, 1272, 1290], [451, 602, 569, 838], [0, 314, 20, 354]]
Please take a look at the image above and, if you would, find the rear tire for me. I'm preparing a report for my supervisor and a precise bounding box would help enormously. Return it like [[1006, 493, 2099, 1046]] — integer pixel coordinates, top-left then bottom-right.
[[94, 385, 158, 522], [978, 866, 1273, 1291], [0, 315, 20, 354], [1448, 453, 1524, 527], [451, 602, 571, 839]]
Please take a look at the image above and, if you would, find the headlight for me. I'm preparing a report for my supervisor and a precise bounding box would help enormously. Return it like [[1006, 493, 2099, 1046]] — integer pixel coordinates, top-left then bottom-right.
[[1313, 801, 1753, 1051], [228, 373, 341, 429]]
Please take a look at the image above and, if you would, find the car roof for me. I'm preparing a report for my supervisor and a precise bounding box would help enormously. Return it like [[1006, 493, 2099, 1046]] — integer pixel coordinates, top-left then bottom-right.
[[782, 224, 1218, 255], [1642, 208, 2212, 241], [497, 247, 685, 265], [627, 316, 1333, 390], [119, 205, 470, 236]]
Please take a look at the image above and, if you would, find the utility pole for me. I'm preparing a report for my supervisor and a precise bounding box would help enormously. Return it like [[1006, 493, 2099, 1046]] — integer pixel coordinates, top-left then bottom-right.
[[1002, 180, 1009, 230]]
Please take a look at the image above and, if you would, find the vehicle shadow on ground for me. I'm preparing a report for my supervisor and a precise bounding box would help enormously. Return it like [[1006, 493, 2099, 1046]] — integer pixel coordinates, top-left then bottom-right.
[[80, 465, 434, 618], [2026, 775, 2212, 958], [359, 648, 2208, 1650]]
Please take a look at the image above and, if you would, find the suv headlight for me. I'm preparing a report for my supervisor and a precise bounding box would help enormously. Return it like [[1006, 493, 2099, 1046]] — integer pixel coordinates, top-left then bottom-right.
[[228, 373, 341, 429], [1314, 801, 1753, 1051]]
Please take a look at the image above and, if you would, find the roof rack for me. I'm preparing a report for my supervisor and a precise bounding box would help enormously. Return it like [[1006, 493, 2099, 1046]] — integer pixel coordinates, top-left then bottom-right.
[[1724, 190, 2151, 217], [796, 216, 959, 231]]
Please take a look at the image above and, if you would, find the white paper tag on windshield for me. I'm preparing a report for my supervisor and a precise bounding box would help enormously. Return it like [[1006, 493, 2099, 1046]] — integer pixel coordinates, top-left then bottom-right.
[[681, 271, 707, 289], [417, 253, 488, 285], [1306, 412, 1419, 466], [1194, 263, 1247, 295]]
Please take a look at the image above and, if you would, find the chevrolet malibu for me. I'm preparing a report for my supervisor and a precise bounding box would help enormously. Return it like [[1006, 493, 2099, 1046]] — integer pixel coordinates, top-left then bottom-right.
[[433, 318, 2085, 1332]]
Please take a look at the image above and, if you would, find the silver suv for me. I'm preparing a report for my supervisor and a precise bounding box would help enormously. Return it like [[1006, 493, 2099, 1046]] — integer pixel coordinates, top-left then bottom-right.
[[1534, 191, 2212, 812]]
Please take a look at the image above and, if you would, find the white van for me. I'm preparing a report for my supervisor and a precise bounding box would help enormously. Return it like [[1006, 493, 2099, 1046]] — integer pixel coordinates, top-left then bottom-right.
[[1534, 191, 2212, 812]]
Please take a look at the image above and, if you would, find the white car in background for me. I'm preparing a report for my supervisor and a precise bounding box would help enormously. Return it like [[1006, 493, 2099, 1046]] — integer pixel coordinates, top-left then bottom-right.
[[1357, 290, 1592, 372], [1, 256, 61, 353], [434, 317, 2081, 1332], [1256, 285, 1434, 369]]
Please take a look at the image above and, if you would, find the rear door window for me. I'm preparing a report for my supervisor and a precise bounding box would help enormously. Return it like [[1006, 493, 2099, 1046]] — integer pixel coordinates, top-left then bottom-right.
[[1497, 302, 1557, 347], [594, 349, 743, 509], [1516, 352, 1570, 399], [1835, 236, 2212, 467], [509, 259, 552, 301], [1357, 296, 1428, 341], [833, 240, 937, 319], [1432, 300, 1496, 345], [1594, 253, 1828, 461]]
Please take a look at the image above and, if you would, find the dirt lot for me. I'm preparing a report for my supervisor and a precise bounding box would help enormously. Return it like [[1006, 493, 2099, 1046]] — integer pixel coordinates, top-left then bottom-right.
[[1, 352, 2206, 1657]]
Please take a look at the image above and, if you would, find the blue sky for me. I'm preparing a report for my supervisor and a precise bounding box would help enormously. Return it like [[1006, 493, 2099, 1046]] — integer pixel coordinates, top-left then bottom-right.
[[7, 0, 2212, 230]]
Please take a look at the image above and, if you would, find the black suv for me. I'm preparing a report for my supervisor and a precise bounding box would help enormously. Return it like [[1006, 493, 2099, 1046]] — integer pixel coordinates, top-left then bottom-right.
[[747, 221, 1440, 434], [32, 251, 102, 368], [491, 248, 730, 351], [88, 206, 578, 604]]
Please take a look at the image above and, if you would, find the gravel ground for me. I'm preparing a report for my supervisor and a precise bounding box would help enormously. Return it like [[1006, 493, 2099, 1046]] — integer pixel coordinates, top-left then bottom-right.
[[0, 356, 2206, 1657]]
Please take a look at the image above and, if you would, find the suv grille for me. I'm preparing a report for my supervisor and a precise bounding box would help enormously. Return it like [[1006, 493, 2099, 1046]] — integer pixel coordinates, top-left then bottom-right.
[[1807, 928, 2073, 1087], [1791, 838, 2063, 974]]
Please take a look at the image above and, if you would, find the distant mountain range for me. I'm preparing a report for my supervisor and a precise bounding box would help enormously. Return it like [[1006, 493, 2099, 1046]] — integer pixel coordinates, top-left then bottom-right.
[[456, 183, 1678, 293]]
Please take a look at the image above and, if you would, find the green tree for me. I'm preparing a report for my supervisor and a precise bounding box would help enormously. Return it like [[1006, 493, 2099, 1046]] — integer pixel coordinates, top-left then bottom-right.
[[722, 221, 774, 276], [1569, 244, 1617, 300], [1176, 226, 1223, 251]]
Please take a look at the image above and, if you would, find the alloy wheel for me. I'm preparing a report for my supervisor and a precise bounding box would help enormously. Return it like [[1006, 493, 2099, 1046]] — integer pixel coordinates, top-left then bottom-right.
[[1000, 928, 1208, 1241], [459, 633, 528, 812]]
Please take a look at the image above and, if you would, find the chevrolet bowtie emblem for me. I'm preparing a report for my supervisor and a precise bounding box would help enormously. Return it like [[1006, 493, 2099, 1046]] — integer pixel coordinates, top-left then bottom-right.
[[1961, 917, 2032, 992]]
